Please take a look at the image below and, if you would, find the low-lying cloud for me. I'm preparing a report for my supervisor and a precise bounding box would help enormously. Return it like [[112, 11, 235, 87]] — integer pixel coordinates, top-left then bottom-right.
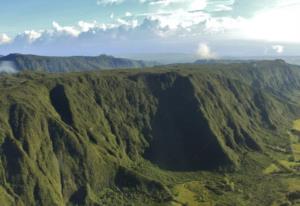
[[196, 43, 217, 59], [0, 61, 17, 73], [272, 45, 284, 54]]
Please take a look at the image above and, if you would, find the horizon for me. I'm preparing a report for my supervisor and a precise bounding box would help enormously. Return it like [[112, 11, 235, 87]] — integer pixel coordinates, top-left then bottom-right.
[[1, 52, 300, 65]]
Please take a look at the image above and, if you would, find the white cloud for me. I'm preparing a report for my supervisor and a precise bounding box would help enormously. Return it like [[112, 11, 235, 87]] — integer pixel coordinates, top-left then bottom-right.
[[0, 18, 174, 55], [0, 33, 12, 45], [140, 0, 207, 10], [138, 0, 300, 44], [272, 45, 284, 53], [148, 10, 209, 30], [97, 0, 124, 5], [196, 43, 217, 59], [117, 18, 139, 28], [189, 0, 207, 10], [52, 21, 80, 37], [125, 12, 132, 17], [242, 3, 300, 42], [23, 30, 42, 43], [213, 4, 233, 12], [205, 16, 246, 35], [206, 0, 234, 12], [0, 14, 253, 56], [136, 1, 239, 34], [78, 21, 97, 32]]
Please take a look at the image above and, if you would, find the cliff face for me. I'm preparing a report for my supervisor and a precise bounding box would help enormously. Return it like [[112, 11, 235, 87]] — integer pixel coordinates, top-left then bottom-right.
[[0, 61, 300, 205]]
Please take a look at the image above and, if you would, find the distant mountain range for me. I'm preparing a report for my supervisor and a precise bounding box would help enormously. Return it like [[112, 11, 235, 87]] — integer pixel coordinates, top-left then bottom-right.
[[194, 59, 251, 65], [120, 53, 300, 65], [0, 53, 158, 72], [1, 53, 300, 74]]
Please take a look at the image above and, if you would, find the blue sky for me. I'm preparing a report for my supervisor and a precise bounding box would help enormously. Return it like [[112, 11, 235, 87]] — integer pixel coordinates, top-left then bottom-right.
[[0, 0, 300, 58]]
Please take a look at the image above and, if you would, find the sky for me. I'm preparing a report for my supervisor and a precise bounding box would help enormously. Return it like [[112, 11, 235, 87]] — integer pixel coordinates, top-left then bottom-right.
[[0, 0, 300, 58]]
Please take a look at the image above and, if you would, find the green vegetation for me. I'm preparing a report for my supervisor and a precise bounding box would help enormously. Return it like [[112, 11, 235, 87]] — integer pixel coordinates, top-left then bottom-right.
[[0, 60, 300, 205], [0, 53, 158, 72], [292, 120, 300, 131], [172, 181, 210, 206], [290, 119, 300, 163], [291, 144, 300, 162], [263, 164, 280, 174]]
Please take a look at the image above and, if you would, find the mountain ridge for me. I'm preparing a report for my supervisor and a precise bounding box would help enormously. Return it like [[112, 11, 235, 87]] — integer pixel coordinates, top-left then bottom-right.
[[0, 53, 158, 72]]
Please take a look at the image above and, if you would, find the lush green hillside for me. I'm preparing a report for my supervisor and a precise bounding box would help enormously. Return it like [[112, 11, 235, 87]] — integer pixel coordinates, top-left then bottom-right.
[[0, 60, 300, 205], [0, 54, 158, 72]]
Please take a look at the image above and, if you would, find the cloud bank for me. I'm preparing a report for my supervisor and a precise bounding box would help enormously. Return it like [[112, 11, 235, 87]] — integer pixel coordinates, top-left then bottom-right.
[[0, 0, 299, 56]]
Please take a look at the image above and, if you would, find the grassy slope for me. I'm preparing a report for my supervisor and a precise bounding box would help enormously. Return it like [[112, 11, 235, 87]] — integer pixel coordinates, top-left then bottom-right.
[[0, 60, 300, 205]]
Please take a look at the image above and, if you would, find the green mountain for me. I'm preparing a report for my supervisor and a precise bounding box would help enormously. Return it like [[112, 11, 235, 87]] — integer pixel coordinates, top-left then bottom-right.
[[0, 60, 300, 206], [0, 54, 158, 72]]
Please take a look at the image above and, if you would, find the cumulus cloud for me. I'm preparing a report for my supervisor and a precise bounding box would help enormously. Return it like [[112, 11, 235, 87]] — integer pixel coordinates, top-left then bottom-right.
[[0, 61, 17, 73], [196, 43, 217, 59], [23, 30, 42, 43], [272, 45, 284, 53], [52, 21, 80, 37], [78, 21, 97, 32], [0, 33, 12, 45], [0, 15, 250, 56], [0, 18, 169, 55]]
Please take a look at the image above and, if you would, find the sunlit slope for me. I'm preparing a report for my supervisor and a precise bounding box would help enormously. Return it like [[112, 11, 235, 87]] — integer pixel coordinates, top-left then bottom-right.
[[0, 60, 300, 205]]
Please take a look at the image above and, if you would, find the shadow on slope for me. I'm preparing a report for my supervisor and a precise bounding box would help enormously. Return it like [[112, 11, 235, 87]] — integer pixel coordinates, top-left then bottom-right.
[[143, 75, 232, 171], [50, 84, 73, 126]]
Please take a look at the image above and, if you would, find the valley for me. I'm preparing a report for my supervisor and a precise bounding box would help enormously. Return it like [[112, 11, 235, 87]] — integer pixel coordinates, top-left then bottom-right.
[[0, 60, 300, 205]]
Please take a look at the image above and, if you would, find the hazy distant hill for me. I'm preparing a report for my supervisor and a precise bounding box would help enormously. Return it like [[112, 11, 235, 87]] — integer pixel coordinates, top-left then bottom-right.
[[195, 56, 300, 65], [0, 53, 158, 72], [119, 53, 199, 64], [120, 52, 300, 65], [194, 59, 250, 65]]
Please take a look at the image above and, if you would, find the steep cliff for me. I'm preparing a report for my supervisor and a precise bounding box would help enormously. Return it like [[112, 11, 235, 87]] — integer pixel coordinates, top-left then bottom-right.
[[0, 60, 299, 205]]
